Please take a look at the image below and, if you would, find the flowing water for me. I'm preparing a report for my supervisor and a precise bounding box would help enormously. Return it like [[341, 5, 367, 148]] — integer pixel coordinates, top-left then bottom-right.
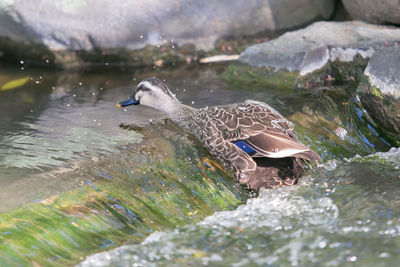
[[0, 63, 398, 266]]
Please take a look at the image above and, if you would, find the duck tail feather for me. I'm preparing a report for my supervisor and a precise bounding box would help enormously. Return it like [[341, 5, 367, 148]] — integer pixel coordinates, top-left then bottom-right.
[[292, 150, 322, 162]]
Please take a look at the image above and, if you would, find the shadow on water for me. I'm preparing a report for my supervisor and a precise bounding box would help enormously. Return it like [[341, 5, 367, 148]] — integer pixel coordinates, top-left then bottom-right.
[[0, 63, 397, 265]]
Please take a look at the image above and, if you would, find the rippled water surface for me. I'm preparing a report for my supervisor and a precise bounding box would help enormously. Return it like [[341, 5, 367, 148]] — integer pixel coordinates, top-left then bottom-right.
[[82, 151, 400, 267], [0, 63, 398, 266]]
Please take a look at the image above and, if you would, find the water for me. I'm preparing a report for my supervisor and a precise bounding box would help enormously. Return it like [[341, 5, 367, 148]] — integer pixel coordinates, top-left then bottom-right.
[[81, 148, 400, 267], [0, 63, 398, 265]]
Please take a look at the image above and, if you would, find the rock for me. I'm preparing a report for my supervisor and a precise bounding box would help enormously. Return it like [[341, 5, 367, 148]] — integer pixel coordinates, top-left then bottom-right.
[[0, 0, 336, 68], [226, 21, 400, 89], [342, 0, 400, 25], [357, 46, 400, 143]]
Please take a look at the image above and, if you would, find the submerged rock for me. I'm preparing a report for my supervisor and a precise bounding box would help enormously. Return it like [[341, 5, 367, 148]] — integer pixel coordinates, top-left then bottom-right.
[[226, 21, 400, 89], [0, 0, 335, 68], [357, 46, 400, 144], [342, 0, 400, 25]]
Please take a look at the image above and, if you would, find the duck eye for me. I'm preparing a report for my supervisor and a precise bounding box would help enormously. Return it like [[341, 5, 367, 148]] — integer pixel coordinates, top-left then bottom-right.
[[137, 85, 151, 92]]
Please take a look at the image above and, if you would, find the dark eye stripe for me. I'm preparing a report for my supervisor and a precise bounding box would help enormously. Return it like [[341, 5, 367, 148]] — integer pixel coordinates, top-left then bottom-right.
[[137, 86, 151, 92]]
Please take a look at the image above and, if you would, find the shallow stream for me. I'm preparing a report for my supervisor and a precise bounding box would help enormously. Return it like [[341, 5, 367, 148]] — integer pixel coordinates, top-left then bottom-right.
[[0, 63, 398, 266]]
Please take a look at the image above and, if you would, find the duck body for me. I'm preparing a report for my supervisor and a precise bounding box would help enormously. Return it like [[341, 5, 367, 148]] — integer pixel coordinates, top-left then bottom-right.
[[118, 77, 321, 191]]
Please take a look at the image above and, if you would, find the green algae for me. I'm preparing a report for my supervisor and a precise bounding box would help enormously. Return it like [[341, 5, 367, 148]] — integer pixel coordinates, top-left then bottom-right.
[[221, 63, 300, 92], [0, 121, 246, 266]]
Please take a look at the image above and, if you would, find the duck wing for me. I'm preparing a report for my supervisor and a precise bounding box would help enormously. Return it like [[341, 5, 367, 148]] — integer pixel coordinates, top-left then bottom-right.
[[207, 100, 321, 162]]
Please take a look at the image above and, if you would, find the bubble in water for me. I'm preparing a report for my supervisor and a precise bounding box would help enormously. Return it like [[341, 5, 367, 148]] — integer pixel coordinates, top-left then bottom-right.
[[347, 256, 357, 262]]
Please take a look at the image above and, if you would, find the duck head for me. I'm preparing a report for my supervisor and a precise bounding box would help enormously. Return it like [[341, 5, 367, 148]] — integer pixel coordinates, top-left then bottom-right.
[[117, 77, 188, 118]]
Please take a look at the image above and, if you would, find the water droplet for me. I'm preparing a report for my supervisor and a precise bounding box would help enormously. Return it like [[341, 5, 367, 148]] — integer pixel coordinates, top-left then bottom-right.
[[379, 252, 389, 258], [66, 104, 70, 107], [51, 86, 55, 90], [20, 60, 24, 64], [45, 59, 50, 63], [35, 81, 40, 84], [347, 256, 357, 262], [92, 92, 95, 96], [20, 67, 24, 70], [73, 94, 76, 97], [191, 101, 195, 104], [139, 34, 143, 39], [105, 62, 109, 66]]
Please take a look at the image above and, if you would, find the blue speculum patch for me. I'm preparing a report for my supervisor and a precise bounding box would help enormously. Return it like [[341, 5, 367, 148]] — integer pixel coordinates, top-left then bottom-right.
[[234, 141, 257, 155]]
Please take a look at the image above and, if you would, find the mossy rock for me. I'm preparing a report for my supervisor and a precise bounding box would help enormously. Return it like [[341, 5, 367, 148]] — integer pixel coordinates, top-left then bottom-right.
[[357, 76, 400, 145], [221, 63, 301, 92]]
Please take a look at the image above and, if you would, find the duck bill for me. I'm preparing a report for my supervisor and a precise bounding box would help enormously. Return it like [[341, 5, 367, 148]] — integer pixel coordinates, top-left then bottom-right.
[[116, 97, 140, 108]]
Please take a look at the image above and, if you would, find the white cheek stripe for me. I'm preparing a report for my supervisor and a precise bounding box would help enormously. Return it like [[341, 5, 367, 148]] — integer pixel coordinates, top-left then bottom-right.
[[138, 81, 157, 92], [137, 81, 178, 101]]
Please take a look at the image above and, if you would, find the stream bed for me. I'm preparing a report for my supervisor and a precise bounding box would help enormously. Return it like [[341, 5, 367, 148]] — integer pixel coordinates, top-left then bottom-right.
[[0, 63, 399, 266]]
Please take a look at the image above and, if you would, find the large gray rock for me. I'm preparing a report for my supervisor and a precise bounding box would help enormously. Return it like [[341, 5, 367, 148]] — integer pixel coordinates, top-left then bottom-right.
[[239, 21, 400, 76], [342, 0, 400, 25], [0, 0, 335, 67], [357, 46, 400, 143], [364, 47, 400, 100]]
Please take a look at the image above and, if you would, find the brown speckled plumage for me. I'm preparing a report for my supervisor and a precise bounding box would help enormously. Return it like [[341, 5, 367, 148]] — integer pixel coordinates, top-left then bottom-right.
[[177, 100, 321, 191], [121, 78, 322, 192]]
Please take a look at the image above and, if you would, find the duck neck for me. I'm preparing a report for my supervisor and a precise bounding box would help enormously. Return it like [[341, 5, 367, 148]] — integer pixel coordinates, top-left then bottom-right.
[[167, 102, 196, 124], [155, 97, 195, 123]]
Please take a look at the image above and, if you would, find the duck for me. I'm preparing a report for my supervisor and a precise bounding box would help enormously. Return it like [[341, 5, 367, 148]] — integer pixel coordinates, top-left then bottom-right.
[[117, 77, 321, 192]]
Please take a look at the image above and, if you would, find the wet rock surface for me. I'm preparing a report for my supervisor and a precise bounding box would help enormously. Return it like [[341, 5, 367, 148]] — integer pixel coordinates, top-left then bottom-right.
[[231, 21, 400, 88], [0, 0, 335, 68], [342, 0, 400, 25], [357, 46, 400, 143]]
